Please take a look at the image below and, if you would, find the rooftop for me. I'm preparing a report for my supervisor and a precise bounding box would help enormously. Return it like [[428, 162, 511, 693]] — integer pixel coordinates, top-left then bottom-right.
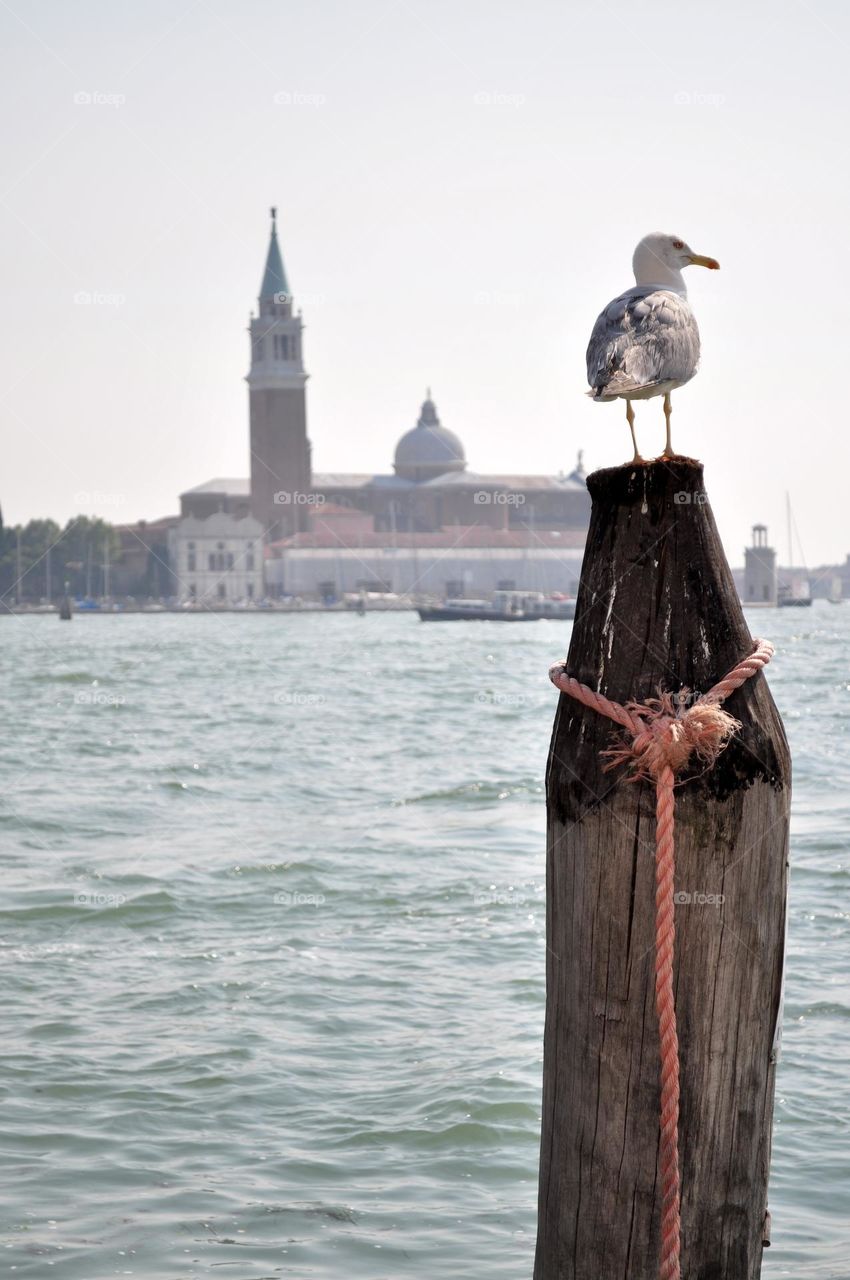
[[268, 525, 588, 552], [312, 471, 587, 492], [181, 478, 250, 497]]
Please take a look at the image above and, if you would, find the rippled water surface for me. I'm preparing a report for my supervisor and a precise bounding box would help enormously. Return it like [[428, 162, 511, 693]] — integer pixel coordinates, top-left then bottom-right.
[[1, 610, 848, 1278]]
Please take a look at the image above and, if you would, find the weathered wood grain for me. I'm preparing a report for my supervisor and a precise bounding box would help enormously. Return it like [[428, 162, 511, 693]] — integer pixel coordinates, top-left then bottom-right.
[[534, 459, 790, 1280]]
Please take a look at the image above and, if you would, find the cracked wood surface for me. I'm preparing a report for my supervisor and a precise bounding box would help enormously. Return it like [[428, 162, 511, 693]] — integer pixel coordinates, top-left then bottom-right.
[[534, 460, 790, 1280]]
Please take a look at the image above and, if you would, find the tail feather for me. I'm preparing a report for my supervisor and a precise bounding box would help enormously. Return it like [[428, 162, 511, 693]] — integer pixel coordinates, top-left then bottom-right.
[[588, 372, 665, 401]]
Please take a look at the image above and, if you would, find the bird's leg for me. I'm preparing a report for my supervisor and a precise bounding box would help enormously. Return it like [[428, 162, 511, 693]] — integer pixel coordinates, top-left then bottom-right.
[[662, 393, 673, 457], [626, 399, 642, 463]]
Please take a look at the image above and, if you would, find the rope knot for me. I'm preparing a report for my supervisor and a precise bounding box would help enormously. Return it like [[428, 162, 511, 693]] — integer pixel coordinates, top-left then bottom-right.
[[602, 691, 741, 782]]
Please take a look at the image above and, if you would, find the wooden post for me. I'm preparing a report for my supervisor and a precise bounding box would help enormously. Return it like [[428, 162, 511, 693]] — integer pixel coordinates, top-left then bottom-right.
[[535, 459, 790, 1280]]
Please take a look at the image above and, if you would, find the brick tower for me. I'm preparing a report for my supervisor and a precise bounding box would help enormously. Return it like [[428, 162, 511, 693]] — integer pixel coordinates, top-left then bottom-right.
[[247, 208, 311, 539]]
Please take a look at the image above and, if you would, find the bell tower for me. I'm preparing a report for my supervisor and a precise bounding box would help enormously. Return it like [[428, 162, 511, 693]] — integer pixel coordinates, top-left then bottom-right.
[[248, 208, 311, 539]]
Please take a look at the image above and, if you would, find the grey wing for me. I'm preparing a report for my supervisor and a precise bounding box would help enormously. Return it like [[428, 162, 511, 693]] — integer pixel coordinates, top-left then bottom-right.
[[586, 289, 701, 396]]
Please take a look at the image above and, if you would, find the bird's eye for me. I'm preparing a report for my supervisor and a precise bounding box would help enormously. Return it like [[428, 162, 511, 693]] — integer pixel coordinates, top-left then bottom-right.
[[672, 239, 684, 250]]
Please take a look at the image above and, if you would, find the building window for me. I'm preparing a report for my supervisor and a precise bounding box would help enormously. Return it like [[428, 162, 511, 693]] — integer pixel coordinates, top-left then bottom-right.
[[217, 584, 225, 600], [254, 338, 263, 361], [246, 582, 254, 599], [189, 584, 196, 599], [187, 541, 196, 572], [246, 543, 255, 571], [208, 553, 215, 570], [281, 335, 289, 358], [226, 553, 234, 570]]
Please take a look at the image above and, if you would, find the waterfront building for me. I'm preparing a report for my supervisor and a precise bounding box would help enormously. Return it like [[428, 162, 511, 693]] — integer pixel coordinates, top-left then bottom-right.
[[168, 482, 263, 603], [170, 211, 591, 602]]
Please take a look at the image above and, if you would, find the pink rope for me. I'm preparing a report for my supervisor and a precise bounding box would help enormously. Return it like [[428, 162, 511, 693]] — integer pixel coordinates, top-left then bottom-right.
[[548, 637, 773, 1280]]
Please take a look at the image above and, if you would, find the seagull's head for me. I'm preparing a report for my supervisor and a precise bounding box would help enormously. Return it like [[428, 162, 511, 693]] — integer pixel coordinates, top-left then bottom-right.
[[632, 232, 720, 291]]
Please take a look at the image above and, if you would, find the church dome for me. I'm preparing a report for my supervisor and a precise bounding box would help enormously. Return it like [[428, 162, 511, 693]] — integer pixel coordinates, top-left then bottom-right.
[[394, 394, 466, 482]]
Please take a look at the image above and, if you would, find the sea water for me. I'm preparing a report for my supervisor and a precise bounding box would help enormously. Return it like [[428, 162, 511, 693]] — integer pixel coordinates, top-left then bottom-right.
[[1, 610, 848, 1277]]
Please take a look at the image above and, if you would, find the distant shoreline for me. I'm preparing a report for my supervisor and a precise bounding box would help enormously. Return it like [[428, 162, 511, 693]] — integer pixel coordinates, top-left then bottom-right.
[[1, 603, 416, 616]]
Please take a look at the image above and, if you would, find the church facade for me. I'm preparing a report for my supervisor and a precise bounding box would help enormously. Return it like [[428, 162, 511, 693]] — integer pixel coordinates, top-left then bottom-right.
[[169, 212, 590, 603]]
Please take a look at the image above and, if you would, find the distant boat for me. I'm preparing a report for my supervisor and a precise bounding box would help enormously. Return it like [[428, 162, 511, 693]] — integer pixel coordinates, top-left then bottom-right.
[[419, 599, 533, 621], [417, 591, 576, 622], [828, 576, 844, 605], [778, 493, 812, 607]]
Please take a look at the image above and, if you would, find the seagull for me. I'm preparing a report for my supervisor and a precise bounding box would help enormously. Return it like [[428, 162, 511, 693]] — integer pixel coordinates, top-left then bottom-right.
[[586, 232, 719, 461]]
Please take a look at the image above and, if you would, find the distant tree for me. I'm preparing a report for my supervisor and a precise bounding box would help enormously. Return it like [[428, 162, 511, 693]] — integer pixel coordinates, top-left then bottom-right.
[[58, 516, 120, 598], [0, 516, 119, 603]]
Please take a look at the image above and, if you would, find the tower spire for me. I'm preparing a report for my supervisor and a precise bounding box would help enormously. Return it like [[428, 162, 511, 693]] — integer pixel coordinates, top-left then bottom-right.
[[259, 206, 289, 303]]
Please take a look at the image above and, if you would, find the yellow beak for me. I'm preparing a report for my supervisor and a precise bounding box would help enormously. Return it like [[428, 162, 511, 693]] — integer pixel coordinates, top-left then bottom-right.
[[688, 252, 720, 270]]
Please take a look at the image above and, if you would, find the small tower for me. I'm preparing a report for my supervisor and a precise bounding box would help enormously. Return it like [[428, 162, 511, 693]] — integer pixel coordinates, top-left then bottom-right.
[[247, 208, 312, 539], [743, 523, 777, 604]]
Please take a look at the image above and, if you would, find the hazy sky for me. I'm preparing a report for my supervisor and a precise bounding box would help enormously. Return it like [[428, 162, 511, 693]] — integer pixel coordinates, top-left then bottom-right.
[[2, 0, 848, 566]]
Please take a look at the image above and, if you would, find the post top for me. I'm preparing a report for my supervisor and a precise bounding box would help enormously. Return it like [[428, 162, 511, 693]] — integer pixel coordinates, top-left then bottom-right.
[[586, 456, 704, 503]]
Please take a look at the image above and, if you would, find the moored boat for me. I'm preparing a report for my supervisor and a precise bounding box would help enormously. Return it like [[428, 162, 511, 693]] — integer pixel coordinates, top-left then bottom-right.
[[417, 591, 576, 622], [418, 600, 532, 621]]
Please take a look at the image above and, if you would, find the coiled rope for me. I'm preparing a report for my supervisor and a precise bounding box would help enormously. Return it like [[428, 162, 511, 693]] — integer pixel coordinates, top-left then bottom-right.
[[548, 637, 774, 1280]]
